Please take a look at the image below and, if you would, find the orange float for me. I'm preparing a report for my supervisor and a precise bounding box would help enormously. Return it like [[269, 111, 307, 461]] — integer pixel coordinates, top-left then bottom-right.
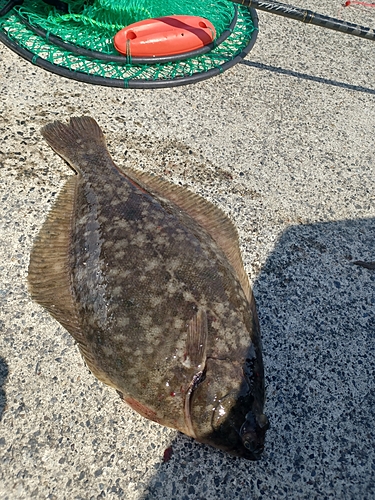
[[114, 16, 216, 58]]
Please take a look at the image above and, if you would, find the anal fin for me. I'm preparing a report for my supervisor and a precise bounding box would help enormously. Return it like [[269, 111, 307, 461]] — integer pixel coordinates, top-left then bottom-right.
[[28, 176, 83, 341], [28, 176, 117, 388]]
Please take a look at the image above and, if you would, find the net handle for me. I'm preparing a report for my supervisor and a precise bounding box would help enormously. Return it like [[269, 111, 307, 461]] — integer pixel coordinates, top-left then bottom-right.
[[228, 0, 375, 41]]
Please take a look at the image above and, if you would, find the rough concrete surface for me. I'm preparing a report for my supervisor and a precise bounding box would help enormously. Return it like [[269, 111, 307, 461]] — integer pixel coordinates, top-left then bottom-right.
[[0, 1, 374, 498]]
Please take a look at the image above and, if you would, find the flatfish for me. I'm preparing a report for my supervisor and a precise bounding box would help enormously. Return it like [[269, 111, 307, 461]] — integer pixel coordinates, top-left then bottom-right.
[[28, 117, 269, 459]]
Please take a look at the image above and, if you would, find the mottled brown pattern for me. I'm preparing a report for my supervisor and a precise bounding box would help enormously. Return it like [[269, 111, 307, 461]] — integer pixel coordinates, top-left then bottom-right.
[[28, 117, 268, 460]]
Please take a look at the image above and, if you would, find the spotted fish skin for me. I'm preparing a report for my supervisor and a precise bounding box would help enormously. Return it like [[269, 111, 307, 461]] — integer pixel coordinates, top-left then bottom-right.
[[28, 117, 268, 459]]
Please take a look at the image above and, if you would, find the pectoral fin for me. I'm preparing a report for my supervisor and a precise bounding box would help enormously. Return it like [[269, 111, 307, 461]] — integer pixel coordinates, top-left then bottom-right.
[[184, 309, 208, 370], [183, 309, 208, 438]]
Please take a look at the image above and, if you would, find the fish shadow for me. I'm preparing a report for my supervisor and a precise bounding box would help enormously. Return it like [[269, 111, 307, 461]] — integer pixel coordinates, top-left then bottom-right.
[[0, 355, 9, 422], [142, 216, 375, 499]]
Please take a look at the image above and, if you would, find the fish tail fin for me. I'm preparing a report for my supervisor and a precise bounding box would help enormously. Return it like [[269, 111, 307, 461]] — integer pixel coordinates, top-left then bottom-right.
[[41, 116, 108, 174]]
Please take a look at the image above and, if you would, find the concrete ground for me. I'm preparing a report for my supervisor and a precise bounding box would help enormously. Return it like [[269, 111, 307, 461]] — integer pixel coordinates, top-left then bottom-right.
[[1, 0, 374, 498]]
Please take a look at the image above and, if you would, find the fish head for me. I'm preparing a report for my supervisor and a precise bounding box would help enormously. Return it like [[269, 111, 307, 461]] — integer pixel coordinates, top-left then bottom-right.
[[238, 407, 270, 460], [188, 353, 269, 460]]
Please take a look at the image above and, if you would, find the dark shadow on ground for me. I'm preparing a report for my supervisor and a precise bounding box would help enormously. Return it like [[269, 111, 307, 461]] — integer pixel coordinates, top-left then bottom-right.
[[240, 60, 375, 95], [0, 355, 8, 422], [142, 217, 375, 499]]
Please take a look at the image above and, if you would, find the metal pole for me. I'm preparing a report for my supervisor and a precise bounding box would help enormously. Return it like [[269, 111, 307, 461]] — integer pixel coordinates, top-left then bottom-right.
[[229, 0, 375, 41]]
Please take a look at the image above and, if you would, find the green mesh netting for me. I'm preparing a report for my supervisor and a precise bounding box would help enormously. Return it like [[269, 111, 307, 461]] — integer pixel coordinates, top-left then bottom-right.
[[0, 0, 258, 87], [20, 0, 235, 48]]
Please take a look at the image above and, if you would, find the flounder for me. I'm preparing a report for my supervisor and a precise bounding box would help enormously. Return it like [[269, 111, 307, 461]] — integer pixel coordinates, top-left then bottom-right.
[[28, 117, 269, 460]]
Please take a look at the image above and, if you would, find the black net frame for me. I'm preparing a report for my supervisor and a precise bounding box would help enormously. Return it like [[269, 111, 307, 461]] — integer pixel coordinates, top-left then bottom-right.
[[0, 0, 259, 88]]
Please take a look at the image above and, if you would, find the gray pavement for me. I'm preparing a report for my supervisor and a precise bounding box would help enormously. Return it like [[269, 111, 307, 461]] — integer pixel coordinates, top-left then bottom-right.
[[1, 0, 375, 498]]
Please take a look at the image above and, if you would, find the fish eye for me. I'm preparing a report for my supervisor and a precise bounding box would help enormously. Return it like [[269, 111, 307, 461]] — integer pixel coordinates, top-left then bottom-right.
[[240, 411, 269, 448], [242, 432, 264, 457], [243, 438, 253, 451]]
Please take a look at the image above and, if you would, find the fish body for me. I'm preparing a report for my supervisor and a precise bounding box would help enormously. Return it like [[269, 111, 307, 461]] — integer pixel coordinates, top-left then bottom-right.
[[28, 117, 268, 459]]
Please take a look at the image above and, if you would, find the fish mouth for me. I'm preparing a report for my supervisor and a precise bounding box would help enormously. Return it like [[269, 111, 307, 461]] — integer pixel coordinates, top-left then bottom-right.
[[243, 444, 264, 461], [209, 423, 266, 461], [240, 434, 265, 460]]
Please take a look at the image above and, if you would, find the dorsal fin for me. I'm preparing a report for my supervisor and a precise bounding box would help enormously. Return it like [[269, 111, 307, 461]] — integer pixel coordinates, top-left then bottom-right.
[[27, 175, 115, 388], [124, 168, 251, 300]]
